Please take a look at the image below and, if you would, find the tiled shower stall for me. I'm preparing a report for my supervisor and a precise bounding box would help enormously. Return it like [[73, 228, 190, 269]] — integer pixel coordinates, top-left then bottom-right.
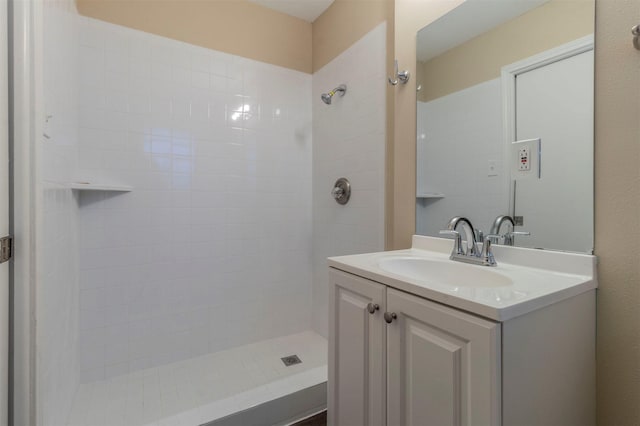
[[39, 1, 385, 424], [75, 15, 313, 382]]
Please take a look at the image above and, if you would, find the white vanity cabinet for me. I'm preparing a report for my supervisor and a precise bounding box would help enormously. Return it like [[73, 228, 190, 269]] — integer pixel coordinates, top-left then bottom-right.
[[386, 287, 500, 426], [329, 268, 500, 426], [328, 263, 596, 426], [328, 269, 386, 426]]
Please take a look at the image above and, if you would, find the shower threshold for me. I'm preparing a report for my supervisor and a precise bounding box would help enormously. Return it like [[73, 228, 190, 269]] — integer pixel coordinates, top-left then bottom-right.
[[66, 331, 327, 426], [200, 381, 326, 426]]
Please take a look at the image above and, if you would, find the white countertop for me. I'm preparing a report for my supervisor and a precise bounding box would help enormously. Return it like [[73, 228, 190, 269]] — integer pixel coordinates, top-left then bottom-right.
[[328, 235, 597, 321]]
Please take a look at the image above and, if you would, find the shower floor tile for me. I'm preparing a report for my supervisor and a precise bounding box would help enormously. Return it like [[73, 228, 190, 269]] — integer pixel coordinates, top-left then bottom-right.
[[66, 330, 328, 426]]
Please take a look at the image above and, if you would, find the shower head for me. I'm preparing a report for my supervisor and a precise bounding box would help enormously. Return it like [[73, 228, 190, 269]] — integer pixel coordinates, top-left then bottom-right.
[[321, 84, 347, 105]]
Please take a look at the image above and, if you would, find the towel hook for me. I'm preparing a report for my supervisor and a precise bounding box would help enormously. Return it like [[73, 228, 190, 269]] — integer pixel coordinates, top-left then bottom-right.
[[388, 59, 410, 86], [633, 24, 640, 50]]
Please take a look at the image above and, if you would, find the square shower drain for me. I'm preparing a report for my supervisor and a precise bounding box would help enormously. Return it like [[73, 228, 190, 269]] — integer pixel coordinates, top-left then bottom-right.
[[281, 355, 302, 367]]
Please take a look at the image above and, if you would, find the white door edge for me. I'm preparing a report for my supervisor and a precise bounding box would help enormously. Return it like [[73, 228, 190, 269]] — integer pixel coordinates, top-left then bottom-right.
[[9, 0, 43, 422]]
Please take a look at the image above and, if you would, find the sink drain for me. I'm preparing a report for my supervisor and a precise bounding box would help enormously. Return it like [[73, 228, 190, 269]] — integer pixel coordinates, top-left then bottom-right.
[[281, 355, 302, 367]]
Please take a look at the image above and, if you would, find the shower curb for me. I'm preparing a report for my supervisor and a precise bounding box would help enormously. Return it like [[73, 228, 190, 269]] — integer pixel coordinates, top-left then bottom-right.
[[200, 381, 326, 426]]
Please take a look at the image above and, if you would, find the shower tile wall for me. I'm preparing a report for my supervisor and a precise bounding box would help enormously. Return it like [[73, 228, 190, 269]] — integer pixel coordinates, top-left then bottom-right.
[[40, 1, 81, 424], [311, 23, 386, 337], [76, 17, 313, 382]]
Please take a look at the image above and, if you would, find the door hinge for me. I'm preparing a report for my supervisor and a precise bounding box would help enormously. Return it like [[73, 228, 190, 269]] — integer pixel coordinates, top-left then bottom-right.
[[0, 236, 13, 264]]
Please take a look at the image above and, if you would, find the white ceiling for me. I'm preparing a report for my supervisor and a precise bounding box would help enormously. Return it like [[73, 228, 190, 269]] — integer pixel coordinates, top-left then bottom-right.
[[248, 0, 335, 22], [416, 0, 550, 62]]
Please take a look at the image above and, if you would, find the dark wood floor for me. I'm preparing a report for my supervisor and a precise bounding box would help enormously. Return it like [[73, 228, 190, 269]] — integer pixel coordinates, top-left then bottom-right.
[[291, 411, 327, 426]]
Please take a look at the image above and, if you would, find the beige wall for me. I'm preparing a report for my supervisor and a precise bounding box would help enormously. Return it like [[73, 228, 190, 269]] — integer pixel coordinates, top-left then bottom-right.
[[76, 0, 313, 73], [76, 0, 396, 75], [417, 0, 593, 102], [391, 0, 463, 249], [594, 0, 640, 423], [312, 0, 390, 72], [393, 0, 640, 423]]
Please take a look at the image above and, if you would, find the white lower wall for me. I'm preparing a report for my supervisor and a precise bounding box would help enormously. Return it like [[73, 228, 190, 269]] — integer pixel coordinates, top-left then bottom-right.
[[311, 23, 386, 337], [75, 17, 313, 382], [416, 78, 508, 237], [38, 1, 81, 425]]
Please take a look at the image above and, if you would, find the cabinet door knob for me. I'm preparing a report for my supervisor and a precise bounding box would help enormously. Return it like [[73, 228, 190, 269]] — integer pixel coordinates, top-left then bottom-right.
[[367, 303, 380, 314], [384, 312, 397, 324]]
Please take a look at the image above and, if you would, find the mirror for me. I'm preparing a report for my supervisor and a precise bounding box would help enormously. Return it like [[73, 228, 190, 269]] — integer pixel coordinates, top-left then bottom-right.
[[415, 0, 595, 253]]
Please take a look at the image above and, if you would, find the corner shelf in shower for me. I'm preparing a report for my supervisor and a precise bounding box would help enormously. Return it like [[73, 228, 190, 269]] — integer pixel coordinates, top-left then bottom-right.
[[416, 192, 445, 199], [68, 182, 133, 192]]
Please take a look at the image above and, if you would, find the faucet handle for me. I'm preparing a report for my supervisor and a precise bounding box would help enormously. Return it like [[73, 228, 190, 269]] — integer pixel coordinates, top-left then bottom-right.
[[481, 234, 498, 266], [504, 230, 529, 246], [508, 231, 530, 237], [439, 230, 464, 255], [485, 233, 501, 244]]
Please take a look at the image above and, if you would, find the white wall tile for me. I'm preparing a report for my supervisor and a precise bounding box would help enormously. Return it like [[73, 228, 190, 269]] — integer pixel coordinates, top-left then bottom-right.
[[40, 13, 384, 426], [39, 2, 81, 425], [311, 23, 387, 337], [76, 17, 313, 381]]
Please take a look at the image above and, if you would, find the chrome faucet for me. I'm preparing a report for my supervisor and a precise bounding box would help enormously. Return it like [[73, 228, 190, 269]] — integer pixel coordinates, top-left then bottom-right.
[[439, 216, 496, 266], [444, 216, 479, 256], [489, 214, 530, 246]]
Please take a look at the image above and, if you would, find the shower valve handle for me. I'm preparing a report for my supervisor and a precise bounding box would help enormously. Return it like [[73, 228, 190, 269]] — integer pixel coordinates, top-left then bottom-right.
[[331, 178, 351, 205]]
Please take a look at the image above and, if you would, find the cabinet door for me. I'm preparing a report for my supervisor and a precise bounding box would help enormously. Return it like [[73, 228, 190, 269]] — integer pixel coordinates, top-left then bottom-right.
[[328, 269, 386, 426], [386, 288, 501, 426]]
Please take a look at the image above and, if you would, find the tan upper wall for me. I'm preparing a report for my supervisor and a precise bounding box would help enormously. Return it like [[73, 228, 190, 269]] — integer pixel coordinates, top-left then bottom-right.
[[76, 0, 395, 75], [417, 0, 594, 102], [311, 0, 389, 72], [76, 0, 313, 73]]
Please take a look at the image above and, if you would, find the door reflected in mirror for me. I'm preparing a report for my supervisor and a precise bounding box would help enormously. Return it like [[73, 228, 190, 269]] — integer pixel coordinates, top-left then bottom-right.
[[415, 0, 595, 253]]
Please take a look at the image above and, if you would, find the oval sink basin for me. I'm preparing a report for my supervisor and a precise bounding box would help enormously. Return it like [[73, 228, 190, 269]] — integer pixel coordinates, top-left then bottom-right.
[[377, 257, 513, 288]]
